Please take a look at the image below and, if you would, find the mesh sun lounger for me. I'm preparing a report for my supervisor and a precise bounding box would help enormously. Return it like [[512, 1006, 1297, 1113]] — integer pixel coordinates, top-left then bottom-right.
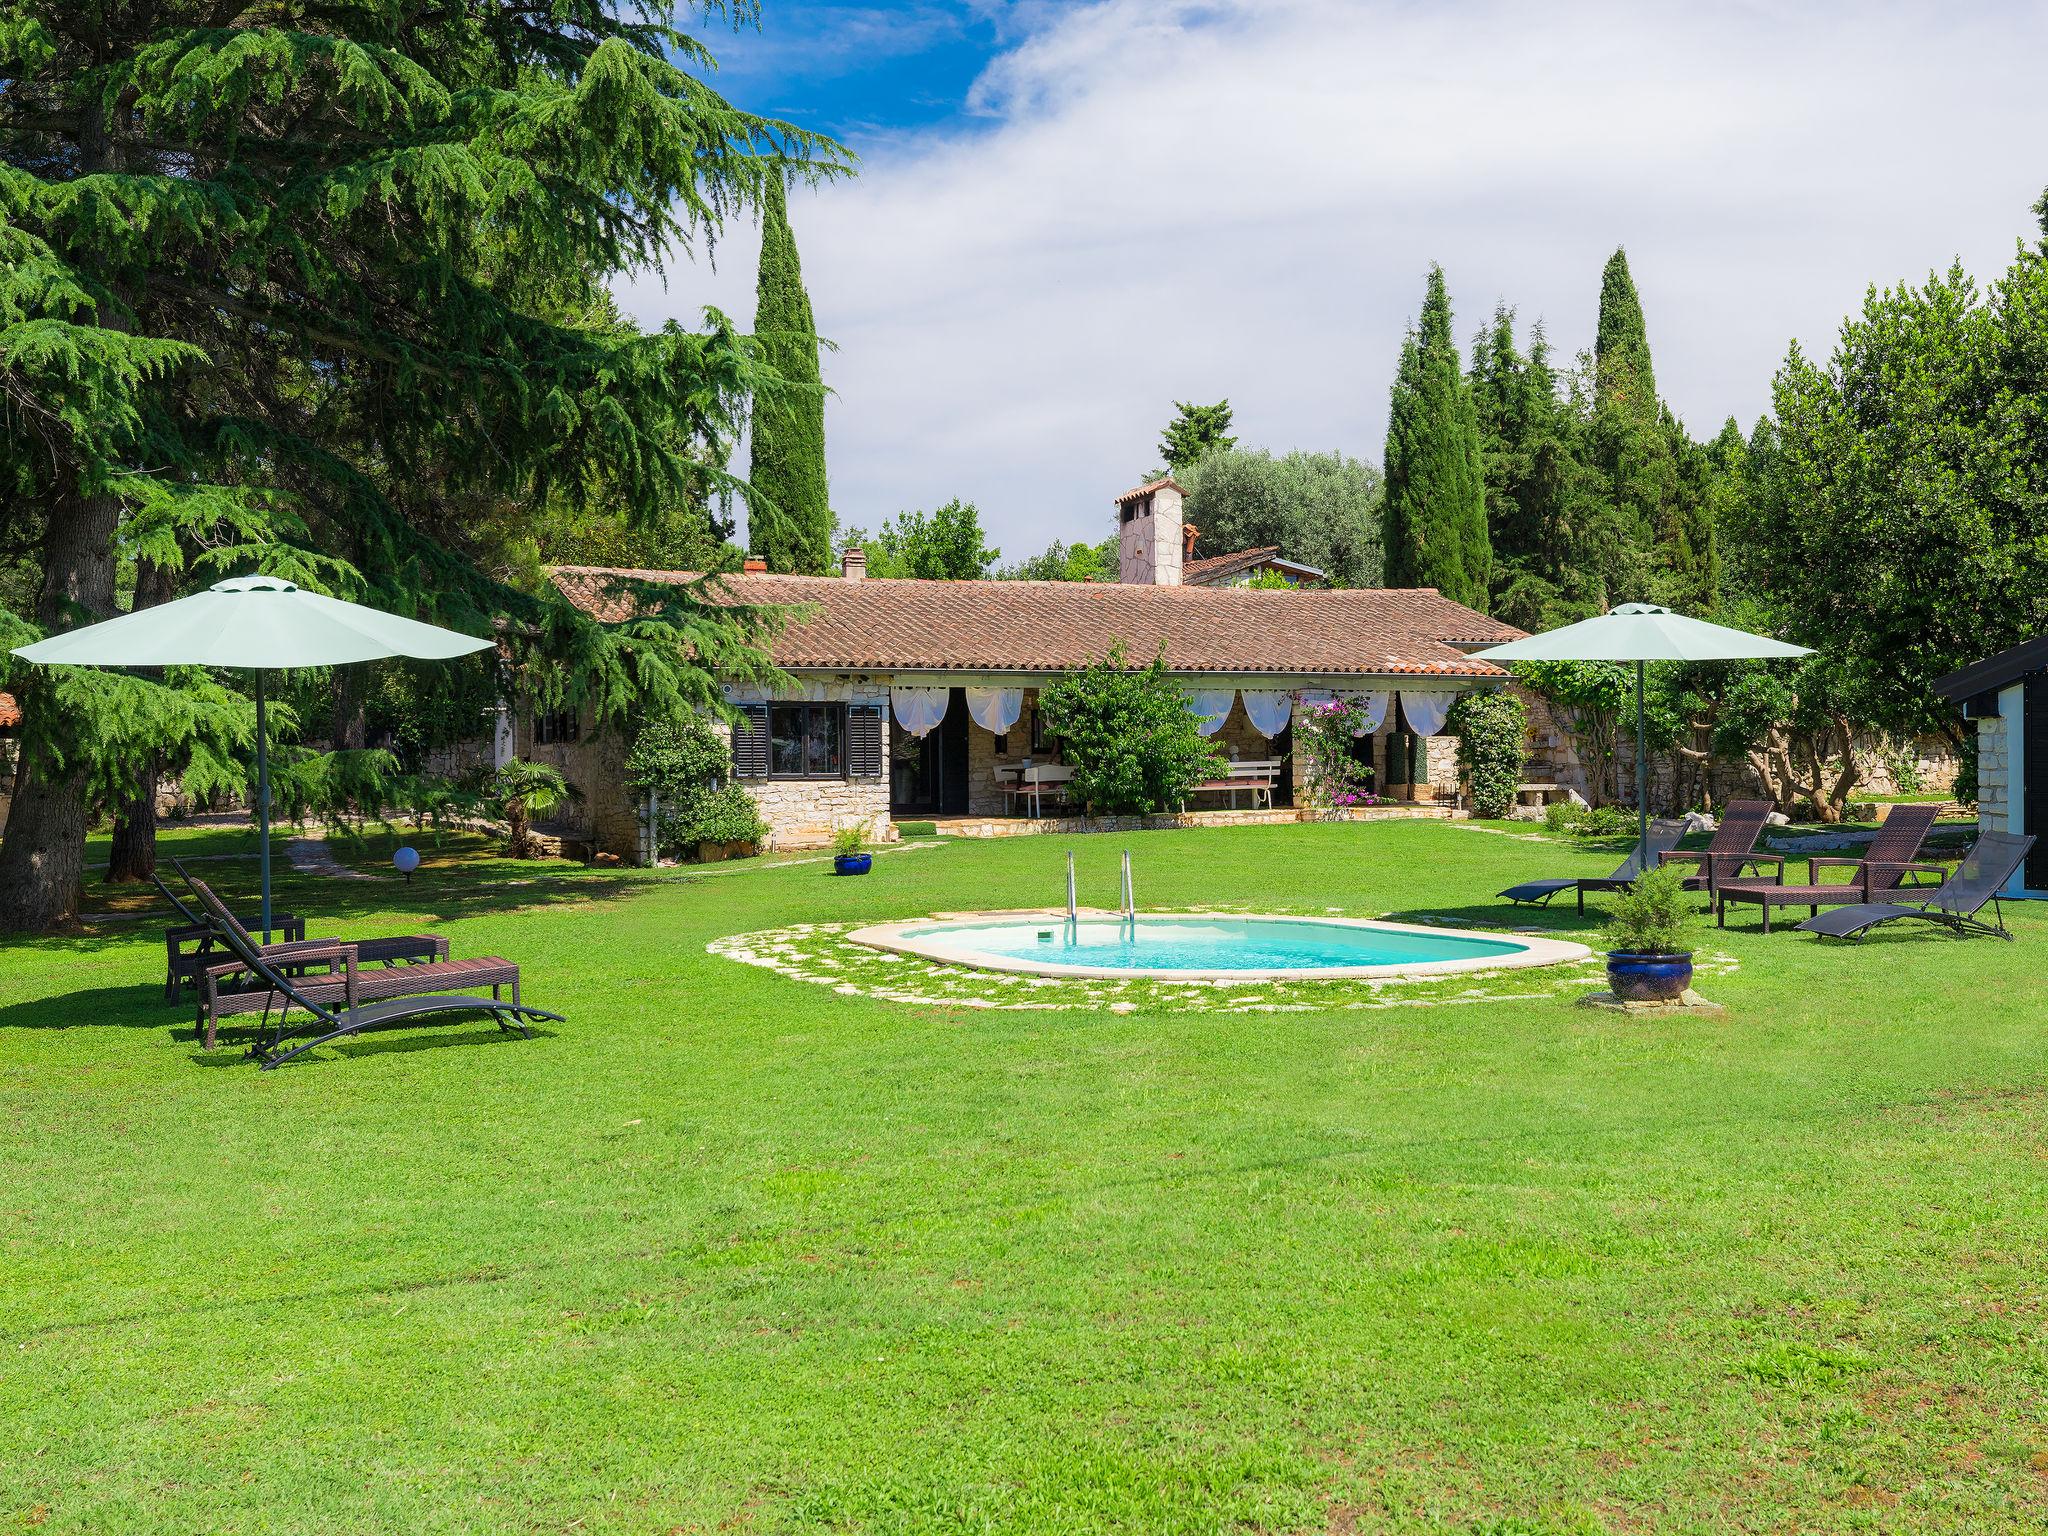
[[1657, 799, 1779, 894], [1714, 803, 1944, 934], [1796, 831, 2033, 942], [1499, 817, 1688, 914], [182, 872, 561, 1068]]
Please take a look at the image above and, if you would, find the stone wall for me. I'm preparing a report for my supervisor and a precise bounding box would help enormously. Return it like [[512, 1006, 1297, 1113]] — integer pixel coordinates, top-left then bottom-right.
[[517, 709, 636, 859], [1976, 710, 2009, 835]]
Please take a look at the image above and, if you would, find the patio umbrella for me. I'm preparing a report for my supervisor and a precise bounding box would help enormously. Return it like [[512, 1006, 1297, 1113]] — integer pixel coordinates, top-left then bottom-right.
[[1472, 603, 1811, 859], [10, 575, 493, 937]]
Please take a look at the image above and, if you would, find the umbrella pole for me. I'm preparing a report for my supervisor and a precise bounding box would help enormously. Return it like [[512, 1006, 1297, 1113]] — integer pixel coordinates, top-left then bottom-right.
[[255, 671, 271, 942], [1634, 659, 1649, 864]]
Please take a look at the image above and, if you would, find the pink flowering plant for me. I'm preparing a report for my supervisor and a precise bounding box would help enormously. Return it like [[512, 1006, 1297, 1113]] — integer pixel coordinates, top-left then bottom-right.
[[1294, 694, 1380, 812]]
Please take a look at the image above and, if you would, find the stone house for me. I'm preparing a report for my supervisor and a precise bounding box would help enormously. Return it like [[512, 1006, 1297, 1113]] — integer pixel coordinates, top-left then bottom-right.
[[526, 478, 1520, 859], [1937, 640, 2048, 896]]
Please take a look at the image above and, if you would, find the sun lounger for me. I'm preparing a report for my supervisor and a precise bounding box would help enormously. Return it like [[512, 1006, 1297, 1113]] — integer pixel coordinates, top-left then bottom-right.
[[1796, 830, 2033, 942], [152, 871, 306, 1001], [1499, 817, 1688, 914], [1657, 799, 1779, 894], [180, 872, 560, 1068], [1715, 803, 1943, 933]]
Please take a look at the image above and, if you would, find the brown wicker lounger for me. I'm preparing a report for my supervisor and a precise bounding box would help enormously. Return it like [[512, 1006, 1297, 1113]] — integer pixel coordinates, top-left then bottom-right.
[[1715, 803, 1945, 933], [1657, 799, 1779, 894], [182, 873, 558, 1068]]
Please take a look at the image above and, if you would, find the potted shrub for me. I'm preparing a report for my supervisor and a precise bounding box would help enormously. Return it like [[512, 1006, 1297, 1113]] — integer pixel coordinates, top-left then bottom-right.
[[831, 820, 872, 876], [1602, 862, 1698, 1002]]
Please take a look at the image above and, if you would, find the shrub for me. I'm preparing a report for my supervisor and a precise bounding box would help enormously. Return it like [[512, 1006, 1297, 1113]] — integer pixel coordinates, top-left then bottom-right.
[[1036, 643, 1225, 815], [625, 714, 765, 857], [831, 819, 869, 856], [1955, 735, 1979, 806], [1603, 863, 1698, 955], [1295, 695, 1378, 810], [1448, 689, 1528, 818]]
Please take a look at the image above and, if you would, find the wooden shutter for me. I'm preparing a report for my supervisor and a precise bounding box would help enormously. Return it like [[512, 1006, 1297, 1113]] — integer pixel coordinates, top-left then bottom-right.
[[731, 703, 770, 779], [2026, 681, 2048, 890], [847, 704, 885, 780]]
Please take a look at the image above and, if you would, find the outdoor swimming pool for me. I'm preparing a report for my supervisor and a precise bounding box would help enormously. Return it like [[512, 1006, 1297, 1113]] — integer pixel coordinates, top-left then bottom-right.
[[846, 913, 1591, 981]]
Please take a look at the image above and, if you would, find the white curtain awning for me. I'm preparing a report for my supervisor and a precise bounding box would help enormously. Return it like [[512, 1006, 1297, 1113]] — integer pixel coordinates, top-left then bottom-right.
[[1182, 688, 1235, 737], [890, 685, 951, 737], [1352, 690, 1389, 736], [1399, 689, 1456, 736], [1241, 689, 1293, 738], [964, 686, 1024, 735]]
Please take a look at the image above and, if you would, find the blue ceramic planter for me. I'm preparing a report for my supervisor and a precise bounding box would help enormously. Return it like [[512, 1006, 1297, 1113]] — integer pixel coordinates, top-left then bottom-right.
[[1606, 950, 1693, 1002], [833, 853, 873, 876]]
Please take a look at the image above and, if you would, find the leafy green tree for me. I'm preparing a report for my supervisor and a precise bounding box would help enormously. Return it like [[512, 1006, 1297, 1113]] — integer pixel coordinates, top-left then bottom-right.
[[843, 499, 998, 579], [1157, 400, 1237, 473], [1035, 643, 1224, 815], [1382, 266, 1490, 606], [748, 172, 832, 573], [1729, 200, 2048, 746], [624, 712, 766, 857], [1179, 447, 1383, 587], [0, 2, 841, 929], [997, 536, 1121, 583]]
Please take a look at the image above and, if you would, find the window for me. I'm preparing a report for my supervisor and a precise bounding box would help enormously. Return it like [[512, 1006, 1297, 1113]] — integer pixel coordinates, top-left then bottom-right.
[[534, 707, 579, 745], [769, 702, 845, 779], [1030, 703, 1059, 756]]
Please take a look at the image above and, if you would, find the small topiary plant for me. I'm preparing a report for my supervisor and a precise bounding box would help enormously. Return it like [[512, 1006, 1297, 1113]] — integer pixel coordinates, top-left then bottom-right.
[[1603, 863, 1698, 957]]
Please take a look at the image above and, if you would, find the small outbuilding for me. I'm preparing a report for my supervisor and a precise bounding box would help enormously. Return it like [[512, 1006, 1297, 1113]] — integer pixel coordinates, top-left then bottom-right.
[[1935, 640, 2048, 896]]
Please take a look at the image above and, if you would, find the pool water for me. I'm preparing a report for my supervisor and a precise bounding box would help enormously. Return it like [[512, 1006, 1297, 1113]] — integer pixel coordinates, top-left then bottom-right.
[[855, 913, 1580, 981]]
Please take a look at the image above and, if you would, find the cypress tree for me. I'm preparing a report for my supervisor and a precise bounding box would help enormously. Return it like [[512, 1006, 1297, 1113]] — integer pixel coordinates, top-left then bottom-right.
[[1382, 266, 1490, 607], [1469, 308, 1584, 628], [748, 174, 833, 574], [1585, 247, 1716, 610]]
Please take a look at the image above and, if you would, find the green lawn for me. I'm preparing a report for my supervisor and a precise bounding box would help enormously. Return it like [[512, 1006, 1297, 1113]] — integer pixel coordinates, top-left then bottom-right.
[[4, 819, 2045, 1533]]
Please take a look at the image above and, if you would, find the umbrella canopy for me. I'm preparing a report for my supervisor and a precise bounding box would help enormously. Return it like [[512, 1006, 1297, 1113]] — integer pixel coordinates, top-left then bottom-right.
[[11, 575, 493, 937], [13, 574, 490, 669], [1473, 603, 1812, 860], [1470, 602, 1811, 666]]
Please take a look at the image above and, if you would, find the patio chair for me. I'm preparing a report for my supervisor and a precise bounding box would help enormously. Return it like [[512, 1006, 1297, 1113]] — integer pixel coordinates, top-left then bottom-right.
[[1656, 799, 1779, 895], [152, 870, 305, 1001], [181, 873, 560, 1068], [1714, 803, 1944, 933], [1796, 830, 2034, 943], [1499, 816, 1689, 915]]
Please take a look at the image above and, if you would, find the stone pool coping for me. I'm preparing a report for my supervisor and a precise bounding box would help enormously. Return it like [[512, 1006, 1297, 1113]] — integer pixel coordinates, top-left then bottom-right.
[[844, 909, 1593, 982]]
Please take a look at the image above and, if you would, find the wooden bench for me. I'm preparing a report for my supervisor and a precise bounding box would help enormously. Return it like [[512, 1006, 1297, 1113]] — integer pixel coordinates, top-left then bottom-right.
[[1186, 758, 1282, 811]]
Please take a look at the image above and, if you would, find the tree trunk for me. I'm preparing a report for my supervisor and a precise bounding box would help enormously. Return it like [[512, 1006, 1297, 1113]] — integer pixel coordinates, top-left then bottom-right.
[[331, 666, 367, 750], [0, 488, 123, 930], [505, 798, 531, 859], [105, 559, 179, 884]]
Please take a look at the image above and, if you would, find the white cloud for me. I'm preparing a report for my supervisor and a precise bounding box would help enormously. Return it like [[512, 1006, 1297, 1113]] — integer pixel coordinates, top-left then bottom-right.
[[617, 0, 2048, 559]]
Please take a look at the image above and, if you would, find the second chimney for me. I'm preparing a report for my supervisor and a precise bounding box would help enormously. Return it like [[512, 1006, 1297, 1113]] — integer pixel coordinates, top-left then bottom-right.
[[841, 546, 867, 581], [742, 555, 769, 574], [1115, 477, 1186, 585]]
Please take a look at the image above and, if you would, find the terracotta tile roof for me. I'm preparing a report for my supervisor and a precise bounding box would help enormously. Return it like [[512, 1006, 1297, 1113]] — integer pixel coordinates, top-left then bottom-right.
[[1113, 475, 1185, 505], [0, 692, 18, 728], [549, 567, 1522, 679]]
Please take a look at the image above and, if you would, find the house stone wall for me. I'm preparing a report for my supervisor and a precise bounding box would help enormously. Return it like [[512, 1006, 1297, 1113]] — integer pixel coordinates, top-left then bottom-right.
[[1976, 710, 2009, 836], [517, 707, 636, 859], [726, 679, 894, 852]]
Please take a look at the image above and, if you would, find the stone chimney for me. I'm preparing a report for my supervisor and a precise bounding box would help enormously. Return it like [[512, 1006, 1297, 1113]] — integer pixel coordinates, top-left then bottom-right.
[[1115, 477, 1186, 585], [841, 546, 867, 581], [742, 555, 768, 574]]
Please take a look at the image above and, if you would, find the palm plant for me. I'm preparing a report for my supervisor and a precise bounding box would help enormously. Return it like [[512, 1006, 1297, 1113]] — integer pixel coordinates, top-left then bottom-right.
[[492, 760, 575, 860]]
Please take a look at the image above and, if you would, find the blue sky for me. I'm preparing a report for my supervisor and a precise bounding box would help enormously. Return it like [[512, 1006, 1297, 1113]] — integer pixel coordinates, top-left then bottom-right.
[[621, 2, 2048, 562], [694, 3, 1018, 141]]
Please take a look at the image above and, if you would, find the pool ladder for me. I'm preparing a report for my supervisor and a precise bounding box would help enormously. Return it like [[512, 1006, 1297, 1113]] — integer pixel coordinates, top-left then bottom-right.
[[1065, 849, 1135, 927]]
